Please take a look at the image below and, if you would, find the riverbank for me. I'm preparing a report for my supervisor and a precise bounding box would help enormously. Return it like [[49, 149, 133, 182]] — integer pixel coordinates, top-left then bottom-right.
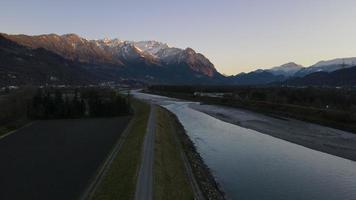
[[154, 106, 195, 199], [163, 107, 226, 199], [133, 91, 356, 200], [145, 89, 356, 134], [190, 103, 356, 162], [141, 90, 356, 162]]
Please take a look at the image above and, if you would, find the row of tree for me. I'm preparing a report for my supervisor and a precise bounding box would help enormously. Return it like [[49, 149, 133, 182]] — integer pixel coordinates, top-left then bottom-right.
[[29, 88, 130, 119], [149, 85, 356, 111]]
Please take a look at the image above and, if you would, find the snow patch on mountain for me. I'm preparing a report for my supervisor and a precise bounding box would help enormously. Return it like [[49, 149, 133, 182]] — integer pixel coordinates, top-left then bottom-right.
[[312, 57, 356, 68], [132, 41, 169, 56], [295, 57, 356, 77], [267, 62, 304, 76], [91, 38, 194, 66]]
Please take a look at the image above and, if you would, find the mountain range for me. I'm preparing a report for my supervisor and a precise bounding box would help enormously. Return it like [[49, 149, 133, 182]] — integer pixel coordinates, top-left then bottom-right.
[[0, 32, 355, 87], [231, 58, 356, 85], [283, 66, 356, 86], [0, 33, 224, 86]]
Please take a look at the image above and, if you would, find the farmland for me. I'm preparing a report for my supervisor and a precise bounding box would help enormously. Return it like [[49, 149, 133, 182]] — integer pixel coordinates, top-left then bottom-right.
[[0, 113, 131, 200]]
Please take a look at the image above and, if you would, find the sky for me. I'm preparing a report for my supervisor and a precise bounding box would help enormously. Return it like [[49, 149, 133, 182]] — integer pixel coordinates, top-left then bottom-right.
[[1, 0, 356, 75]]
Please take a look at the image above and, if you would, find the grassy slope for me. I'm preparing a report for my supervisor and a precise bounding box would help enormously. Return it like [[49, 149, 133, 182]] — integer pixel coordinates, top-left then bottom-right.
[[92, 99, 150, 200], [154, 107, 194, 200]]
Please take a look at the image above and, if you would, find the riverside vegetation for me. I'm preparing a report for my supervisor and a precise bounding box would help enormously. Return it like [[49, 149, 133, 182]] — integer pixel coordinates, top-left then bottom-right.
[[0, 87, 130, 136], [148, 85, 356, 134]]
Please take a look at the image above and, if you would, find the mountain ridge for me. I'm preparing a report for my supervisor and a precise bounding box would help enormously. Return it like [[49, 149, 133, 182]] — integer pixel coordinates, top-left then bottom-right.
[[295, 57, 356, 77], [231, 58, 356, 86], [1, 32, 355, 87], [283, 66, 356, 86], [0, 33, 226, 86], [1, 33, 220, 79]]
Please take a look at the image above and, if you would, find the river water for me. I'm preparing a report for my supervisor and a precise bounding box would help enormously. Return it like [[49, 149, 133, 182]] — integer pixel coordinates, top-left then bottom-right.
[[134, 92, 356, 200]]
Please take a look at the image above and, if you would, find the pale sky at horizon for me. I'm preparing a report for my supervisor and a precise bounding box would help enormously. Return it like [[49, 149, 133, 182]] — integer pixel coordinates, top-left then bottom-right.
[[1, 0, 356, 75]]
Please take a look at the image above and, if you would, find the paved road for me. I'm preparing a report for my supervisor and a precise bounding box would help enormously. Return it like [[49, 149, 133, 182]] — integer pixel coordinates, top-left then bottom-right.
[[135, 105, 156, 200], [0, 117, 130, 200]]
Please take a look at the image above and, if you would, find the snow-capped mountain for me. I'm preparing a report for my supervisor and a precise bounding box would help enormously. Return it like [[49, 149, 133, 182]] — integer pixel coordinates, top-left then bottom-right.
[[313, 57, 356, 68], [230, 62, 304, 85], [295, 57, 356, 77], [93, 38, 218, 76], [131, 40, 169, 56], [267, 62, 304, 77], [3, 32, 354, 86], [231, 58, 356, 85], [0, 33, 222, 84], [92, 38, 218, 75], [94, 38, 124, 48]]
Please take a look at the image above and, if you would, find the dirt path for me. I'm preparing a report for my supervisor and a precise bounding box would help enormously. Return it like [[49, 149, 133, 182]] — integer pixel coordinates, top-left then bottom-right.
[[135, 105, 156, 200]]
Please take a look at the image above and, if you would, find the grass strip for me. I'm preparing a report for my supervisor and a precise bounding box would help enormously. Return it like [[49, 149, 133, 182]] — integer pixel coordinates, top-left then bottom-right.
[[92, 99, 150, 200], [153, 106, 194, 200]]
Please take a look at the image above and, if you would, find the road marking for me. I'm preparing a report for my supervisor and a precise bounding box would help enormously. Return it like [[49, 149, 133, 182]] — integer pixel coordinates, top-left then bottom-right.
[[0, 122, 35, 140]]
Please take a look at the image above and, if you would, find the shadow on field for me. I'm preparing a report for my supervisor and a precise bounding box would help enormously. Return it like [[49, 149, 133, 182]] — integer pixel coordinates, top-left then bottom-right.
[[0, 117, 131, 200]]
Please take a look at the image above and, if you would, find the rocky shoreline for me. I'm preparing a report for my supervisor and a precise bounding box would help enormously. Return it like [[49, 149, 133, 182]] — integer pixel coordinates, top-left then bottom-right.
[[166, 110, 226, 200]]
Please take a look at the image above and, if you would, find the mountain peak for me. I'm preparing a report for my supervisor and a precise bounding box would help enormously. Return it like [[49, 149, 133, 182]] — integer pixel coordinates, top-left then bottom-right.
[[184, 47, 196, 54], [272, 62, 303, 69], [268, 62, 304, 76], [280, 62, 303, 68], [61, 33, 81, 39]]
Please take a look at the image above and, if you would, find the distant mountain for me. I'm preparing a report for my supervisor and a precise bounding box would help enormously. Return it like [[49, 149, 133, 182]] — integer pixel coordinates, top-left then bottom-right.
[[1, 33, 222, 84], [229, 62, 303, 85], [267, 62, 304, 77], [2, 32, 355, 87], [230, 59, 356, 86], [283, 66, 356, 86], [229, 70, 285, 85], [295, 57, 356, 77]]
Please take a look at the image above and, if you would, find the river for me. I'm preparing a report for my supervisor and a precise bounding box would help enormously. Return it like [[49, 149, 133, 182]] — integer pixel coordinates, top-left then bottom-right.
[[133, 92, 356, 200]]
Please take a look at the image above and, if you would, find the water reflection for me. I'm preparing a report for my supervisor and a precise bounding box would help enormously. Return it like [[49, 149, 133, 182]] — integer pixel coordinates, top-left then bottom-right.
[[134, 92, 356, 200]]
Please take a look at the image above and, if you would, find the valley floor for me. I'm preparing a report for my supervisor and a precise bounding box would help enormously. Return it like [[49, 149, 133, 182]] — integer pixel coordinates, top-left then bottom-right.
[[91, 99, 224, 200]]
